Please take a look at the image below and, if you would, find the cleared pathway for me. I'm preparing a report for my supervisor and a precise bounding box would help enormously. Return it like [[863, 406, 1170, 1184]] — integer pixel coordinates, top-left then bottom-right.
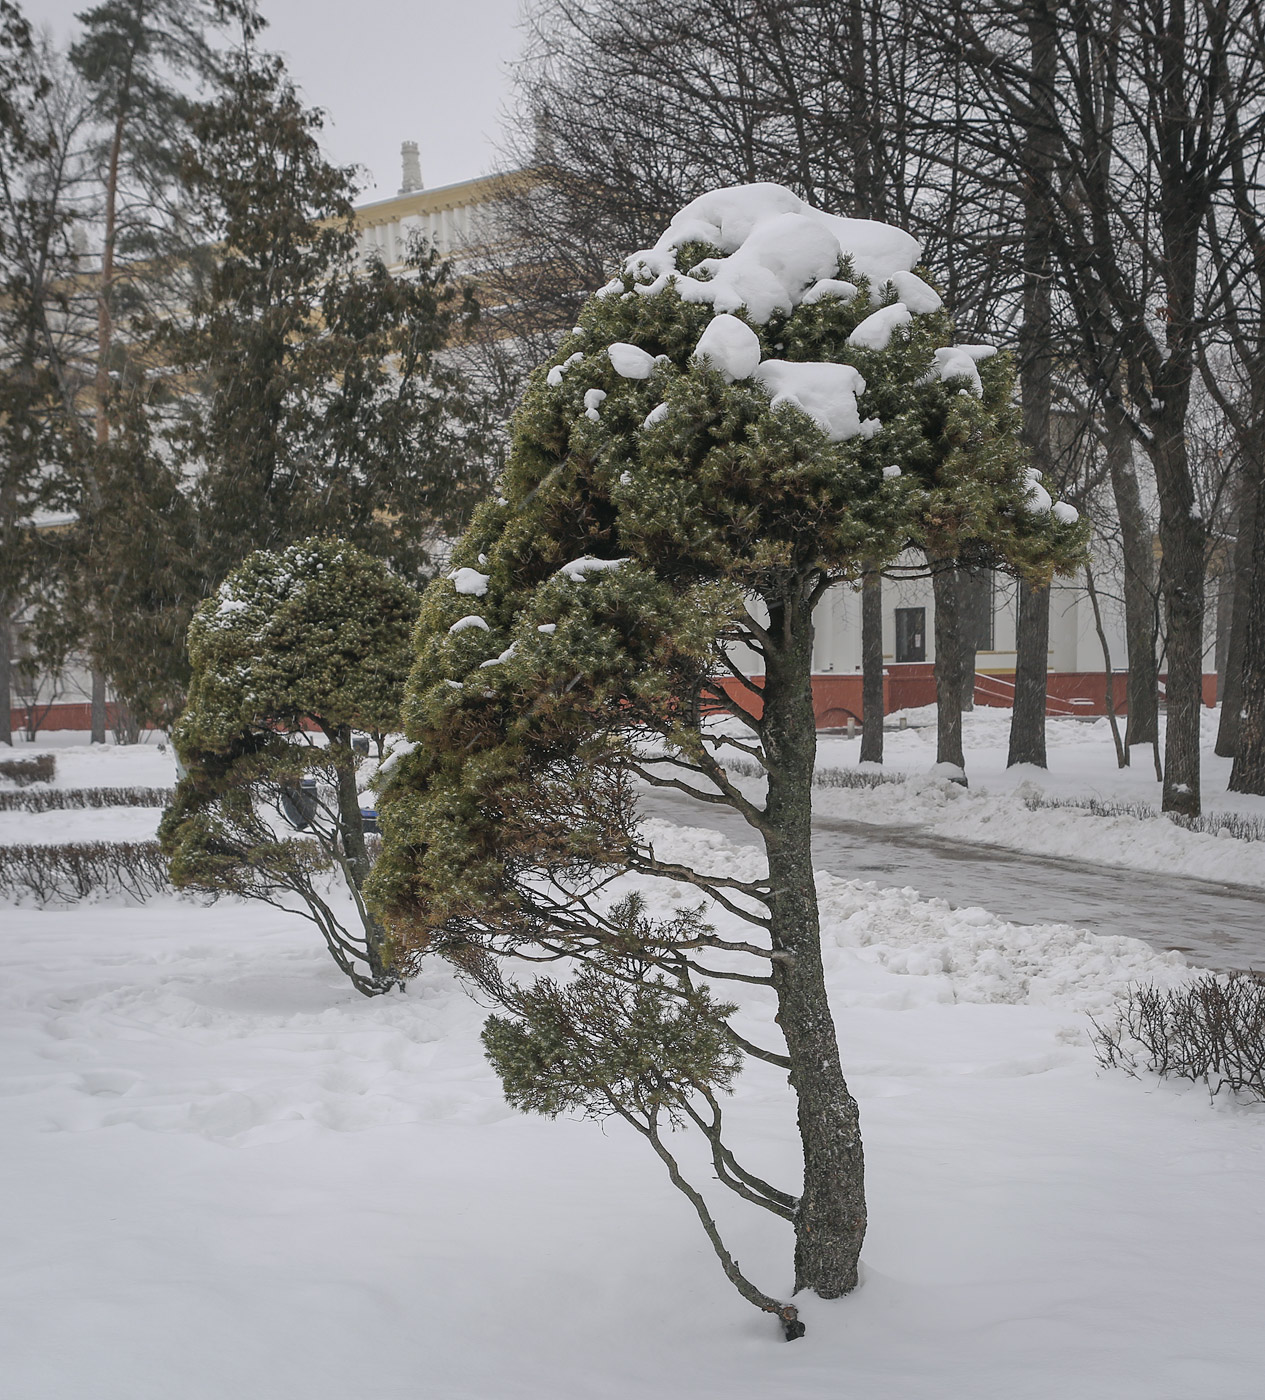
[[638, 789, 1265, 973]]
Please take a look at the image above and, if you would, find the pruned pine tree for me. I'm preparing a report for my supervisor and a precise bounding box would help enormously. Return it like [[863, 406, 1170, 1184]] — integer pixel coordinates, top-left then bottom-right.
[[369, 186, 1085, 1335], [160, 540, 419, 996]]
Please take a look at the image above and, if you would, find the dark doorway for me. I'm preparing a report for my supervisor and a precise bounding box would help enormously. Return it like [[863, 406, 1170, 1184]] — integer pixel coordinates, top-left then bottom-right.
[[895, 606, 926, 662]]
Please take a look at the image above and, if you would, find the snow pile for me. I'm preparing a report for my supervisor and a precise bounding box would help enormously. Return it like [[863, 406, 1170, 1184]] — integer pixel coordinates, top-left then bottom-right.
[[583, 388, 606, 421], [1022, 467, 1053, 514], [607, 343, 658, 379], [847, 302, 913, 351], [883, 269, 944, 313], [641, 403, 669, 429], [800, 277, 858, 305], [557, 556, 630, 583], [816, 879, 1185, 1012], [626, 183, 925, 324], [752, 360, 879, 442], [920, 343, 996, 397], [479, 642, 518, 669], [643, 820, 1186, 1014], [447, 615, 489, 634], [545, 350, 583, 387], [694, 313, 761, 381], [450, 567, 490, 597]]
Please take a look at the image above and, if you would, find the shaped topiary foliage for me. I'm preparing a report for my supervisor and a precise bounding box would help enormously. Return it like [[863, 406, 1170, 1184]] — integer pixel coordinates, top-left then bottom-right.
[[370, 184, 1086, 1332], [161, 539, 420, 995]]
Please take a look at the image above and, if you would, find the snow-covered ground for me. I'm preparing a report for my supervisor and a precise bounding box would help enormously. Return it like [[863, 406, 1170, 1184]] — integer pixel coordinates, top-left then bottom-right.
[[0, 729, 175, 788], [2, 742, 1263, 1398], [805, 704, 1265, 888]]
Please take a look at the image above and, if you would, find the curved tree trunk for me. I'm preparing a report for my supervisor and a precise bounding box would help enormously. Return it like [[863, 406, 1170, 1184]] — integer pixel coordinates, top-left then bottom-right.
[[860, 567, 884, 763], [760, 584, 865, 1297]]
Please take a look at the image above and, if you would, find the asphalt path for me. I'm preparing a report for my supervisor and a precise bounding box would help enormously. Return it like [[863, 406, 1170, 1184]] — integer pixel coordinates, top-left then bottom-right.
[[637, 789, 1265, 973]]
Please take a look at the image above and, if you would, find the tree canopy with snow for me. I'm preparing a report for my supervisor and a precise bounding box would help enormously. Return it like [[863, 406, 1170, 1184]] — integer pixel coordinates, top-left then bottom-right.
[[162, 538, 419, 996], [369, 183, 1085, 1335]]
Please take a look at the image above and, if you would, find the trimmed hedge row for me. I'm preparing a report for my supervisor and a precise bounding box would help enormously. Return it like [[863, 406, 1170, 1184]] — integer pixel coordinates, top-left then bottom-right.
[[0, 786, 174, 813], [0, 754, 56, 786], [0, 841, 171, 904]]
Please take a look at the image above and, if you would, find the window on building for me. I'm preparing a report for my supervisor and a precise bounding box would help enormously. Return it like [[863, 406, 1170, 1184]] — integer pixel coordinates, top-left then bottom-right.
[[895, 607, 926, 662]]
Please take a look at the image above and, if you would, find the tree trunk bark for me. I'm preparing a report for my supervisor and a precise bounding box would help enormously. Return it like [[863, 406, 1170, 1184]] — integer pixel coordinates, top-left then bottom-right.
[[0, 608, 11, 746], [90, 668, 107, 745], [1006, 0, 1055, 771], [1152, 434, 1206, 817], [1105, 403, 1160, 752], [932, 563, 967, 778], [1230, 439, 1265, 793], [760, 583, 865, 1298], [957, 568, 987, 712], [860, 567, 883, 763], [1008, 580, 1050, 768], [1216, 462, 1258, 757], [1214, 563, 1232, 703]]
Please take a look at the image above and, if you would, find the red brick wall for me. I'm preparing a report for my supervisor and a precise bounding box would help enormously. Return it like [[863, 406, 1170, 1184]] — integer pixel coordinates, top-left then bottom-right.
[[711, 667, 1217, 730]]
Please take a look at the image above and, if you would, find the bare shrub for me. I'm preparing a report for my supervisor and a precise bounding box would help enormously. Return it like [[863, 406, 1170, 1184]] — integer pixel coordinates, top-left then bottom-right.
[[0, 754, 56, 786], [1092, 971, 1265, 1102], [0, 786, 173, 813], [1023, 792, 1265, 843], [0, 841, 173, 903], [0, 834, 348, 906], [724, 759, 901, 791]]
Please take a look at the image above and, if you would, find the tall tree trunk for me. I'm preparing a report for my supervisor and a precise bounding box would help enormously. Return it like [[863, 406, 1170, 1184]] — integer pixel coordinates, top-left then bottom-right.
[[860, 566, 883, 763], [761, 583, 865, 1297], [90, 668, 107, 745], [1214, 557, 1232, 702], [1152, 434, 1206, 817], [1229, 439, 1265, 793], [1105, 403, 1159, 752], [957, 567, 991, 711], [1008, 580, 1050, 768], [1216, 461, 1258, 757], [0, 607, 11, 746], [1009, 3, 1055, 768], [83, 102, 126, 748], [932, 562, 967, 779]]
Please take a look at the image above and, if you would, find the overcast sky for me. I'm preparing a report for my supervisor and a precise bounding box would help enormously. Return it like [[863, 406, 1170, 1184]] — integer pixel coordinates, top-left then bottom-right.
[[28, 0, 527, 198]]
